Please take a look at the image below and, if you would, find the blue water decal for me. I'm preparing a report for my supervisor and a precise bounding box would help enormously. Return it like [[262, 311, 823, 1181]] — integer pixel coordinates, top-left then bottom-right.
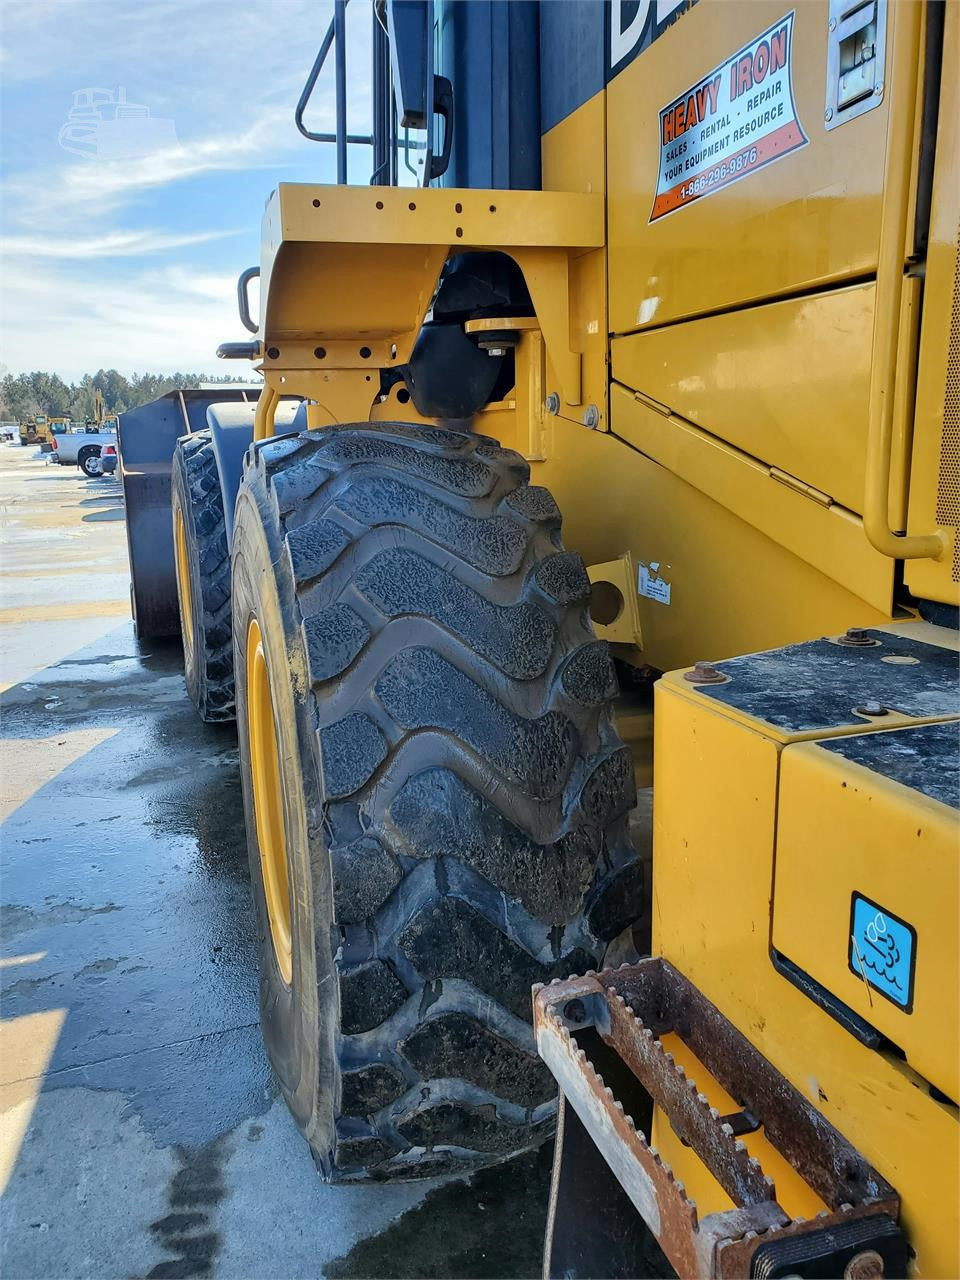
[[849, 894, 916, 1011]]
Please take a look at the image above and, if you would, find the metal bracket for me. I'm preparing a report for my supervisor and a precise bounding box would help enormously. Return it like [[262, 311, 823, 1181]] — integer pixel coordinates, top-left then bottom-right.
[[510, 247, 582, 407], [253, 185, 602, 427], [587, 554, 643, 647]]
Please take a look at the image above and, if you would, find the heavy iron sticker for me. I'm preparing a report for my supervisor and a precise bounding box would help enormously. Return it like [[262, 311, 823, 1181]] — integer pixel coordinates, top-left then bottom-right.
[[650, 11, 807, 221]]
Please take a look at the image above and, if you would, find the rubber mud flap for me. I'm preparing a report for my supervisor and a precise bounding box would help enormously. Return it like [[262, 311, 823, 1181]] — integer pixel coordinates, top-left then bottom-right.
[[231, 421, 643, 1180], [118, 388, 263, 639], [171, 433, 235, 721]]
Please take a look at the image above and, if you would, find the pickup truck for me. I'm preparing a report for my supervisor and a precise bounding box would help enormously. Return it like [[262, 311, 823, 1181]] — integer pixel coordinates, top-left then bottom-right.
[[50, 426, 117, 476]]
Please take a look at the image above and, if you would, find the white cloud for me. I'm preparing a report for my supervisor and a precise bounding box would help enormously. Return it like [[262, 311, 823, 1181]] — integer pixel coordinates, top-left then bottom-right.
[[53, 108, 298, 207], [0, 1, 327, 93], [0, 260, 250, 380], [0, 108, 305, 230], [0, 228, 238, 259]]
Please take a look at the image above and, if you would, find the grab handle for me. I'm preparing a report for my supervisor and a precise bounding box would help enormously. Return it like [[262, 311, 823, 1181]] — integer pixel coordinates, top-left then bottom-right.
[[863, 1, 944, 561], [237, 267, 259, 335]]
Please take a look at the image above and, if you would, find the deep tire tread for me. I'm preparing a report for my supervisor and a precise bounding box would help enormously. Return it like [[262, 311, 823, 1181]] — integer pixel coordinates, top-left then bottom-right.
[[244, 422, 641, 1180], [174, 433, 235, 722]]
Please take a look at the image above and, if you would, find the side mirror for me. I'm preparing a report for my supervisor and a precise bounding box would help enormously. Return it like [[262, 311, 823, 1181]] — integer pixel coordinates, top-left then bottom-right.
[[386, 0, 430, 128]]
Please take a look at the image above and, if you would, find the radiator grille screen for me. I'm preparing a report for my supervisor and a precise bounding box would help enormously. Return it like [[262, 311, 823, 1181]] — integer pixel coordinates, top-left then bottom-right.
[[935, 222, 960, 582]]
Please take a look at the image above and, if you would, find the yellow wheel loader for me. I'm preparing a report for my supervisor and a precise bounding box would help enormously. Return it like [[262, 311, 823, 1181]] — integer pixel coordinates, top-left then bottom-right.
[[18, 414, 50, 446], [121, 1, 957, 1272]]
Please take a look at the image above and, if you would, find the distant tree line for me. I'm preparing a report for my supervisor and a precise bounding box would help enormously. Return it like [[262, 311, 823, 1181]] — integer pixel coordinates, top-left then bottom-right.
[[0, 370, 252, 422]]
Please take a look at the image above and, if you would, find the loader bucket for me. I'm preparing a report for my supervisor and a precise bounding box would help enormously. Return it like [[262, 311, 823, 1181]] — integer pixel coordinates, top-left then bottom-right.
[[117, 388, 261, 639]]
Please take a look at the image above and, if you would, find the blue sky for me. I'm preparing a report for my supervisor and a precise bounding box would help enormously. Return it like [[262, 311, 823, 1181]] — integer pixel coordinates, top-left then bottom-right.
[[0, 1, 388, 379]]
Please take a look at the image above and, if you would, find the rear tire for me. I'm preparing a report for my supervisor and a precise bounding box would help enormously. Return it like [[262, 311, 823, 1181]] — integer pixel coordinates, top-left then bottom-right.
[[171, 433, 235, 722], [232, 422, 642, 1181], [78, 447, 102, 477]]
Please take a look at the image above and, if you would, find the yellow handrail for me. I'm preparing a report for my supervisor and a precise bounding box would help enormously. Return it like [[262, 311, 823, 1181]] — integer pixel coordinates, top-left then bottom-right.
[[863, 0, 945, 561], [253, 383, 279, 443]]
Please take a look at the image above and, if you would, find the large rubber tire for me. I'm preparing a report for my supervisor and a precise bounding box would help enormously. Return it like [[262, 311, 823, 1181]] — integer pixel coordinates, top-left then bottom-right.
[[171, 433, 235, 722], [232, 422, 642, 1181]]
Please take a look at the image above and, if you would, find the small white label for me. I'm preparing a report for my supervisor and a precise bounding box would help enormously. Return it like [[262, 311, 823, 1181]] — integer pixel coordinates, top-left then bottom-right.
[[638, 561, 672, 605]]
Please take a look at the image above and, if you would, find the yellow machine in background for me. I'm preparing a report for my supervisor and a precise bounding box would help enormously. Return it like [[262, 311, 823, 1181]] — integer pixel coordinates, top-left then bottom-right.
[[92, 389, 118, 432], [134, 0, 957, 1271], [18, 414, 50, 446]]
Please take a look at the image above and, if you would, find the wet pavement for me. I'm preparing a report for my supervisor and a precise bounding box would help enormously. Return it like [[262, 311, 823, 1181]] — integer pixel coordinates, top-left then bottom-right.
[[0, 444, 552, 1279]]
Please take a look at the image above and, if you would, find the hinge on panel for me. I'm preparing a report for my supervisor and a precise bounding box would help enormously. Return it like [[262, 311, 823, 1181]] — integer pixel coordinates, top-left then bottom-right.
[[633, 389, 672, 417], [770, 466, 834, 507]]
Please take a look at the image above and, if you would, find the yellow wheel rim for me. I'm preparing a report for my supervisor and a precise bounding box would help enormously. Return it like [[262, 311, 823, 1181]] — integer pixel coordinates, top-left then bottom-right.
[[174, 504, 194, 665], [246, 617, 293, 985]]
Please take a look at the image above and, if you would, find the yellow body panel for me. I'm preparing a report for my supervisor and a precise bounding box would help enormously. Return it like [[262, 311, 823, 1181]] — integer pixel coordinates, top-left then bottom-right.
[[611, 384, 894, 615], [596, 0, 952, 637], [611, 281, 876, 513], [524, 413, 889, 671], [773, 739, 958, 1100], [606, 0, 902, 333], [653, 656, 960, 1278]]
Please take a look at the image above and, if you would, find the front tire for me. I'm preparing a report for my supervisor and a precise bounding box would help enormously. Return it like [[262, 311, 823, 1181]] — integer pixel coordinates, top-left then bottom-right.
[[171, 433, 235, 721], [232, 423, 642, 1180]]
